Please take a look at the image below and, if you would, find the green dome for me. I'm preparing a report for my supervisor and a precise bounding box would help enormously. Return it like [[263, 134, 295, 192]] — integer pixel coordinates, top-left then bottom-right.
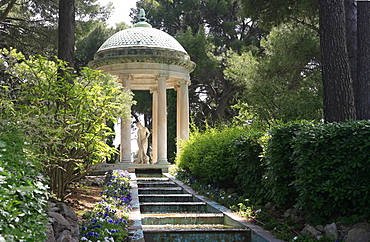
[[97, 9, 187, 54], [97, 26, 187, 54]]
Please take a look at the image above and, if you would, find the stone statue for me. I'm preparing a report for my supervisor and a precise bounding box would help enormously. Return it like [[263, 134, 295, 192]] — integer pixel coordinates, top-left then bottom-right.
[[135, 122, 150, 164]]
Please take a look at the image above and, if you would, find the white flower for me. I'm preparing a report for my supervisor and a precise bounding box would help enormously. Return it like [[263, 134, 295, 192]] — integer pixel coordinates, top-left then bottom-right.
[[80, 237, 88, 241], [293, 237, 298, 240]]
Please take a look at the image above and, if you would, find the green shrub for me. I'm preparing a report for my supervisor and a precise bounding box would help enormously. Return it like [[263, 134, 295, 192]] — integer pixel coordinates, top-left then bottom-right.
[[263, 121, 314, 207], [0, 48, 133, 199], [0, 123, 49, 241], [230, 132, 265, 199], [176, 126, 264, 195], [292, 120, 370, 218]]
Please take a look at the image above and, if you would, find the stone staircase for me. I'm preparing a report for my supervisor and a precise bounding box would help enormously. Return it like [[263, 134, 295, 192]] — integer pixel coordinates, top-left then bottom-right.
[[134, 171, 251, 242]]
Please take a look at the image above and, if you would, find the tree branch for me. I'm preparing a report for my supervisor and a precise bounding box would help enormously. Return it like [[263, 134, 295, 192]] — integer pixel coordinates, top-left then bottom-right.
[[0, 0, 17, 22], [287, 16, 319, 32]]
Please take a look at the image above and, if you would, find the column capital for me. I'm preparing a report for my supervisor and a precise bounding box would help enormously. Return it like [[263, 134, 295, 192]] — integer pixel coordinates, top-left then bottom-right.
[[150, 87, 158, 94], [119, 74, 134, 86], [155, 74, 169, 82], [177, 78, 191, 86]]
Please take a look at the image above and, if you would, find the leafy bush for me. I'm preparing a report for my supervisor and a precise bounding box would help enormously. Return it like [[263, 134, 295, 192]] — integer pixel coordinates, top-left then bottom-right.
[[263, 121, 314, 207], [0, 48, 134, 199], [80, 170, 132, 241], [0, 123, 49, 241], [176, 126, 264, 196], [230, 133, 265, 200], [292, 120, 370, 218]]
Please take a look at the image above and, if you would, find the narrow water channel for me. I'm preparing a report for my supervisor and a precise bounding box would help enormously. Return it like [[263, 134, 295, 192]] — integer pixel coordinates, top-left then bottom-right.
[[128, 169, 280, 242]]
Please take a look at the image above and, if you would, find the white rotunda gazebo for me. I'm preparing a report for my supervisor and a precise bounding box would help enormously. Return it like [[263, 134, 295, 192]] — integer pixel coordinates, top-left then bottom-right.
[[89, 9, 195, 165]]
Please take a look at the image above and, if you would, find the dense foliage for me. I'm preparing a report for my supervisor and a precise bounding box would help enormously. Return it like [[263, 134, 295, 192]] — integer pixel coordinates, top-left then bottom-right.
[[292, 121, 370, 218], [263, 121, 313, 207], [0, 123, 49, 241], [177, 120, 370, 223], [265, 120, 370, 219], [0, 0, 112, 57], [225, 22, 322, 124], [176, 126, 264, 198], [80, 170, 132, 241], [0, 49, 133, 199]]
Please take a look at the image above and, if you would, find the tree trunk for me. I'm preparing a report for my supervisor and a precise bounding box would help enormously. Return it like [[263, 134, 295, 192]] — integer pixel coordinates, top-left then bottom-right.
[[58, 0, 75, 68], [319, 0, 356, 122], [356, 1, 370, 119], [345, 0, 358, 91]]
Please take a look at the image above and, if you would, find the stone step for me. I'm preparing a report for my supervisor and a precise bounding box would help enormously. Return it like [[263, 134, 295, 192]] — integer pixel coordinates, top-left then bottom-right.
[[136, 177, 170, 182], [143, 225, 251, 242], [140, 202, 207, 213], [137, 181, 176, 188], [143, 224, 248, 230], [141, 213, 224, 225], [138, 187, 183, 194], [139, 194, 193, 202]]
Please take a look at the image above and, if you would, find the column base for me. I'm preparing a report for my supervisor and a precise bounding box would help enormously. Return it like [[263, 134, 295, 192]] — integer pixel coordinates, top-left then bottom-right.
[[155, 159, 169, 164], [120, 158, 132, 163]]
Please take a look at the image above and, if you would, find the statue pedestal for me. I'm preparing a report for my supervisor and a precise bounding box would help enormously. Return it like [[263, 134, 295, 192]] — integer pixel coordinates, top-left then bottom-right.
[[91, 162, 176, 175]]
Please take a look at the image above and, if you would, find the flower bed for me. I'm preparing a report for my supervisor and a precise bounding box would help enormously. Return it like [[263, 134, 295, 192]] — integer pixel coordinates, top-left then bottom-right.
[[80, 170, 132, 242]]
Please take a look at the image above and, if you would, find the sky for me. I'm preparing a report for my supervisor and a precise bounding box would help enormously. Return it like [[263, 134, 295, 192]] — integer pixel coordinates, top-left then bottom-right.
[[97, 0, 138, 27]]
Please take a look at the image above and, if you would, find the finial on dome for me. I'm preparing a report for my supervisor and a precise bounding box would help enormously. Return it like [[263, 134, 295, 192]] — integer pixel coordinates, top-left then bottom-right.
[[134, 9, 152, 28]]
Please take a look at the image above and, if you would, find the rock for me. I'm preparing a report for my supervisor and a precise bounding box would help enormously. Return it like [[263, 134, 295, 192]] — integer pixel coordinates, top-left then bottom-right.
[[344, 223, 370, 242], [264, 202, 273, 210], [48, 212, 71, 233], [81, 175, 105, 187], [324, 222, 339, 240], [283, 208, 297, 219], [316, 225, 324, 232], [56, 230, 77, 242], [45, 202, 79, 242], [57, 203, 78, 222], [301, 224, 322, 238], [283, 208, 302, 223], [44, 223, 56, 242]]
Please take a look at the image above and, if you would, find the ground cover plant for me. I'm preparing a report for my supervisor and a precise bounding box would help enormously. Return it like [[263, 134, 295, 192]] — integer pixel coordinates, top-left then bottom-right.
[[80, 170, 132, 242], [0, 123, 49, 241]]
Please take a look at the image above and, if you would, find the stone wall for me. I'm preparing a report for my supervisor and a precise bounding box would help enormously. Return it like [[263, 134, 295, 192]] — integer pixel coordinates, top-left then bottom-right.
[[45, 200, 79, 242]]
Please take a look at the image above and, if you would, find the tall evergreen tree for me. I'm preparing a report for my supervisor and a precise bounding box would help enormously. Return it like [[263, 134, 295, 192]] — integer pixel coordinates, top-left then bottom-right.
[[58, 0, 75, 67], [355, 1, 370, 119], [319, 0, 355, 122]]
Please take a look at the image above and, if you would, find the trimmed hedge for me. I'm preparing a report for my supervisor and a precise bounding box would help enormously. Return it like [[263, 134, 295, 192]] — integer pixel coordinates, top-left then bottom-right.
[[263, 121, 314, 207], [265, 120, 370, 219], [178, 120, 370, 220], [176, 126, 264, 198], [292, 121, 370, 218]]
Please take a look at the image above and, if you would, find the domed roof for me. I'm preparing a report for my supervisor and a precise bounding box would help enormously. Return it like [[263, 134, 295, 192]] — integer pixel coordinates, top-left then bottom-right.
[[89, 9, 195, 73], [97, 10, 187, 54], [97, 27, 187, 54]]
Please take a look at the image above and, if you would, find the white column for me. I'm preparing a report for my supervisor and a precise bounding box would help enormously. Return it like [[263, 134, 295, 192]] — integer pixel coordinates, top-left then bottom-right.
[[175, 84, 181, 153], [156, 75, 169, 164], [120, 75, 133, 163], [150, 87, 158, 164], [177, 79, 190, 144]]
